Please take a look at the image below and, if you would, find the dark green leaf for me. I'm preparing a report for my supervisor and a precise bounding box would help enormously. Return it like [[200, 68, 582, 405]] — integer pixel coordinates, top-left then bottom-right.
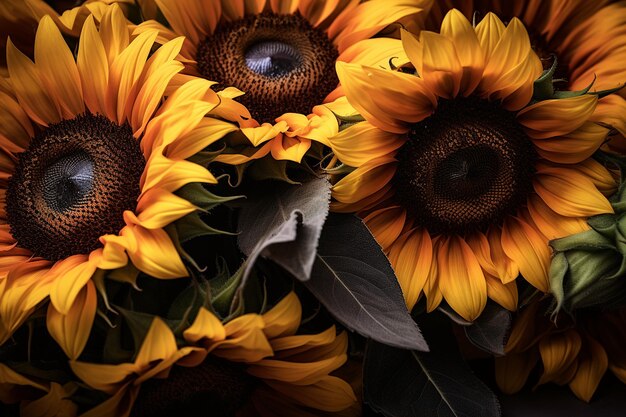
[[304, 213, 428, 351], [364, 314, 500, 417], [463, 303, 511, 356]]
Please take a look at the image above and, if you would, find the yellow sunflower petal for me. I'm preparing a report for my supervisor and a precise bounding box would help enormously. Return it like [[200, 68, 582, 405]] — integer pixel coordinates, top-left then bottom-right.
[[537, 330, 582, 386], [20, 382, 78, 417], [336, 62, 436, 134], [328, 121, 405, 168], [118, 224, 187, 279], [501, 216, 550, 293], [47, 280, 97, 360], [49, 255, 97, 315], [135, 317, 179, 367], [34, 15, 84, 119], [263, 292, 301, 339], [569, 336, 608, 402], [270, 134, 312, 163], [485, 273, 518, 311], [423, 243, 442, 313], [99, 4, 130, 67], [0, 363, 47, 401], [440, 9, 484, 96], [526, 194, 589, 240], [572, 158, 618, 196], [533, 121, 609, 164], [77, 15, 109, 115], [155, 0, 217, 44], [270, 0, 299, 14], [364, 206, 407, 252], [495, 351, 538, 394], [183, 307, 227, 344], [142, 156, 217, 196], [265, 376, 357, 412], [474, 12, 505, 62], [533, 164, 613, 217], [517, 95, 598, 140], [337, 37, 406, 68], [165, 118, 239, 160], [332, 156, 396, 205], [403, 29, 462, 99], [387, 228, 432, 310], [216, 315, 273, 363], [130, 187, 197, 230], [6, 38, 60, 126], [591, 94, 626, 137], [437, 235, 487, 322]]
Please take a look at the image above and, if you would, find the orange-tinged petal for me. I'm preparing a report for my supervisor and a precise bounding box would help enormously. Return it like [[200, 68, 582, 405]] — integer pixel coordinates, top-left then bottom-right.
[[518, 95, 598, 140], [495, 351, 538, 394], [328, 121, 404, 168], [332, 156, 396, 205], [569, 336, 608, 402], [142, 156, 217, 195], [387, 228, 432, 310], [482, 17, 532, 85], [135, 317, 178, 368], [270, 0, 299, 14], [336, 62, 436, 134], [216, 315, 273, 363], [165, 118, 239, 160], [155, 0, 218, 45], [49, 255, 96, 315], [364, 206, 406, 252], [262, 292, 301, 339], [183, 307, 226, 344], [537, 330, 582, 386], [474, 12, 505, 62], [437, 235, 487, 321], [485, 273, 518, 311], [526, 194, 589, 240], [591, 94, 626, 138], [501, 217, 550, 292], [336, 37, 406, 68], [77, 15, 109, 115], [119, 225, 187, 279], [572, 158, 617, 197], [403, 29, 462, 99], [533, 122, 609, 164], [423, 244, 442, 313], [131, 188, 197, 230], [533, 165, 613, 218], [466, 231, 498, 278], [265, 376, 357, 412], [20, 382, 78, 417], [270, 134, 312, 163], [440, 9, 484, 95], [99, 4, 130, 66], [6, 39, 60, 126], [47, 280, 97, 359], [0, 363, 47, 402], [248, 355, 346, 385], [70, 361, 139, 394], [34, 15, 84, 119]]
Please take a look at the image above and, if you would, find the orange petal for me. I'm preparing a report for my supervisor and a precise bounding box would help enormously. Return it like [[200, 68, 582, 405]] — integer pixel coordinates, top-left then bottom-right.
[[265, 376, 357, 412], [34, 15, 84, 119], [77, 15, 109, 116], [533, 164, 613, 218], [437, 235, 487, 321], [537, 330, 582, 386], [332, 156, 396, 205], [363, 206, 407, 252], [49, 255, 96, 315], [47, 280, 97, 359], [336, 62, 436, 134], [183, 307, 226, 344], [328, 121, 405, 167], [501, 217, 550, 292], [262, 292, 302, 339], [474, 12, 505, 62], [135, 317, 179, 367], [387, 228, 432, 310], [526, 194, 589, 240], [518, 95, 598, 140], [495, 351, 538, 394], [485, 274, 518, 311], [532, 122, 609, 164], [569, 336, 608, 402]]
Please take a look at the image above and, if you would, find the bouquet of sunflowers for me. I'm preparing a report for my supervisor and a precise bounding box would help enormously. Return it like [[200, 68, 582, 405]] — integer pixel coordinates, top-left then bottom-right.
[[1, 0, 626, 416]]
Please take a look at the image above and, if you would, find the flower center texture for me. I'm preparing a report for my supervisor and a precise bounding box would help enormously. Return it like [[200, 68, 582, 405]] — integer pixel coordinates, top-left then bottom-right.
[[196, 12, 339, 123], [6, 113, 145, 262], [394, 98, 536, 234]]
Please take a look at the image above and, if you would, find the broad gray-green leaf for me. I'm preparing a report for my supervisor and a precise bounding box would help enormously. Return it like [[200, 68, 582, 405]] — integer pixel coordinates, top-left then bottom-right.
[[237, 176, 331, 283], [364, 315, 500, 417], [464, 303, 511, 356], [304, 213, 428, 351]]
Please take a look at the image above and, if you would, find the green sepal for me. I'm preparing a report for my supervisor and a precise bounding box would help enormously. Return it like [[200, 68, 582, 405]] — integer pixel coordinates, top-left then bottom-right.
[[590, 83, 626, 99], [247, 157, 300, 184], [175, 212, 236, 244], [532, 56, 557, 100], [549, 228, 614, 252], [175, 182, 242, 212], [210, 262, 244, 318]]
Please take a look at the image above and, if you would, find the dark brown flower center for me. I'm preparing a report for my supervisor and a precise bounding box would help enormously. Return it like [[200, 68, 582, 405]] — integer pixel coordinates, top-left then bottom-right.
[[6, 113, 145, 262], [394, 98, 536, 234], [196, 11, 339, 123], [131, 357, 255, 417]]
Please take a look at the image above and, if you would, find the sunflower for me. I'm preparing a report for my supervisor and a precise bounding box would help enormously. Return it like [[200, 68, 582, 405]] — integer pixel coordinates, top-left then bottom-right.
[[67, 292, 357, 417], [327, 9, 617, 321], [132, 0, 432, 163], [0, 4, 237, 358], [421, 0, 626, 151], [496, 302, 626, 402]]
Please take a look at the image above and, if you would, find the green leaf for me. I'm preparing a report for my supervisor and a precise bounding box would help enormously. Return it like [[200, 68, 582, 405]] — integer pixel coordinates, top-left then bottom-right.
[[463, 303, 511, 356], [364, 314, 500, 417], [305, 213, 428, 351], [237, 176, 331, 291]]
